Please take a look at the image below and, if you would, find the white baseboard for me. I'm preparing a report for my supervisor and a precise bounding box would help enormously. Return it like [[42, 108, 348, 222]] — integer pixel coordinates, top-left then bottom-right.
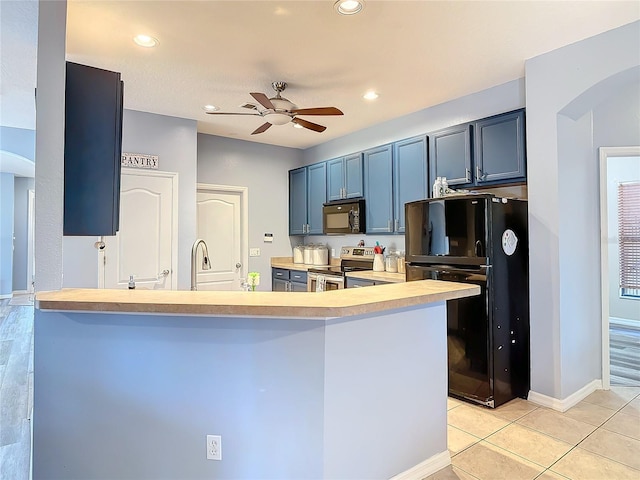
[[528, 379, 602, 412], [13, 289, 29, 295], [0, 293, 13, 299], [390, 450, 451, 480]]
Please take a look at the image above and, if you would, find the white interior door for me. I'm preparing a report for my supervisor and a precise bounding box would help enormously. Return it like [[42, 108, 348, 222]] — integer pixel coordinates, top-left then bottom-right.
[[196, 185, 247, 291], [102, 169, 178, 290]]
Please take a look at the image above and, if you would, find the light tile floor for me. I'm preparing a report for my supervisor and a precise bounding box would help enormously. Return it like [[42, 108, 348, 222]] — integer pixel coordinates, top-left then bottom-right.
[[426, 388, 640, 480]]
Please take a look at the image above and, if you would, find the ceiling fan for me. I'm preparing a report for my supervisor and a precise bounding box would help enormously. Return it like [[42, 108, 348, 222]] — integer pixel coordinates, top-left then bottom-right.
[[205, 81, 344, 135]]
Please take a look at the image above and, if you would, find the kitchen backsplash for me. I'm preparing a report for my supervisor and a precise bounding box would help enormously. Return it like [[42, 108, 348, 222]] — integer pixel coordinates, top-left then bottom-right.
[[295, 234, 406, 260]]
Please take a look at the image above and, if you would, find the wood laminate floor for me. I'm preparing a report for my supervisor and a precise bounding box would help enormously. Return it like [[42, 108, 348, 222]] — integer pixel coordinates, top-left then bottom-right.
[[610, 318, 640, 386], [0, 296, 33, 480]]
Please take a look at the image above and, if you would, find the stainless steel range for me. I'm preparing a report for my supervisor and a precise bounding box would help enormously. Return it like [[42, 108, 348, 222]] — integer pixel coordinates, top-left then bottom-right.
[[307, 246, 375, 291]]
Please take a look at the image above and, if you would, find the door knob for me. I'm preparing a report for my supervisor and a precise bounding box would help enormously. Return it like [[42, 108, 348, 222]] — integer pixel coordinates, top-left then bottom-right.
[[159, 269, 169, 277], [236, 263, 242, 269]]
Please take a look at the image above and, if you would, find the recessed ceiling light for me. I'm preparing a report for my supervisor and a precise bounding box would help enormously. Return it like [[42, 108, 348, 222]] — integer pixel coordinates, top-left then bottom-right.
[[334, 0, 364, 15], [133, 34, 158, 48], [363, 91, 379, 100], [202, 105, 219, 112]]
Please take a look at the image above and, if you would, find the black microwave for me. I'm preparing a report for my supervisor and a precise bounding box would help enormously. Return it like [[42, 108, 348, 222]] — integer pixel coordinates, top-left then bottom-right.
[[322, 198, 366, 235]]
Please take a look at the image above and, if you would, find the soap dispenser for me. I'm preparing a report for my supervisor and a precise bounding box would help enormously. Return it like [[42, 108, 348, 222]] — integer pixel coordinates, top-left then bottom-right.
[[128, 275, 136, 290]]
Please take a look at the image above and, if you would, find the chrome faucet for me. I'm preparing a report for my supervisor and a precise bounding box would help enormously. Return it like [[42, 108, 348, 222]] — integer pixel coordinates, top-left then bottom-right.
[[191, 238, 211, 291]]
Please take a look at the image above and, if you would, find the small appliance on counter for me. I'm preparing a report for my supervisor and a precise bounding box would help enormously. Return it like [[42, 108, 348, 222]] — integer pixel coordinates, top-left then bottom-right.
[[293, 245, 305, 264]]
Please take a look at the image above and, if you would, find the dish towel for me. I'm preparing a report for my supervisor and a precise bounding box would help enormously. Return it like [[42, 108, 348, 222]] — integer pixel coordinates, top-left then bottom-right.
[[316, 275, 326, 292]]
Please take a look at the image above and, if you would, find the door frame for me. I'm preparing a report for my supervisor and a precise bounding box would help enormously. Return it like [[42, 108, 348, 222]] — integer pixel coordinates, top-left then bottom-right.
[[27, 188, 35, 294], [599, 146, 640, 389], [98, 168, 179, 290], [196, 183, 249, 285]]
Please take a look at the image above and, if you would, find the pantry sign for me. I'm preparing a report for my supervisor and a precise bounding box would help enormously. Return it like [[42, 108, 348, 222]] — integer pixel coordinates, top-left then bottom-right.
[[121, 153, 159, 169]]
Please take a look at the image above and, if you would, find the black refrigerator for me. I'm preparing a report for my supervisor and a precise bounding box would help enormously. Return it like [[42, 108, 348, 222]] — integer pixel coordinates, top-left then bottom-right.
[[405, 194, 529, 408]]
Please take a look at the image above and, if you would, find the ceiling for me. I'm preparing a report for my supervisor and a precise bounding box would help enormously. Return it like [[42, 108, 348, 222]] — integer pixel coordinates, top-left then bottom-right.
[[2, 1, 639, 150]]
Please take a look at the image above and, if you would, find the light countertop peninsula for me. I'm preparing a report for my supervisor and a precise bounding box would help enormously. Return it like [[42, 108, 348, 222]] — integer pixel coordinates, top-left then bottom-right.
[[345, 270, 406, 283], [35, 280, 479, 318]]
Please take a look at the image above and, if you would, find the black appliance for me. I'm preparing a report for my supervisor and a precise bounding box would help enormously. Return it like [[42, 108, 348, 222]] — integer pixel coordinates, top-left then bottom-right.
[[405, 194, 529, 408], [322, 198, 366, 235], [307, 246, 374, 291]]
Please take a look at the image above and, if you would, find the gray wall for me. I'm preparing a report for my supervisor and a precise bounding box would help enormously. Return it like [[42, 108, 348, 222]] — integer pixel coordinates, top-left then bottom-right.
[[526, 21, 640, 399], [63, 109, 198, 290], [0, 127, 36, 161], [197, 134, 303, 290], [0, 173, 15, 296], [13, 177, 34, 291]]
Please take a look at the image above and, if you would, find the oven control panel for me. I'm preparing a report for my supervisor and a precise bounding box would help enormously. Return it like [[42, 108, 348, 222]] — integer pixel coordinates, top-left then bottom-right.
[[341, 246, 375, 258]]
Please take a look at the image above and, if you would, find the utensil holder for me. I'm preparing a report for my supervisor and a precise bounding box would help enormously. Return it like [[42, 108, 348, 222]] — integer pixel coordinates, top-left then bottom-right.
[[373, 254, 385, 272]]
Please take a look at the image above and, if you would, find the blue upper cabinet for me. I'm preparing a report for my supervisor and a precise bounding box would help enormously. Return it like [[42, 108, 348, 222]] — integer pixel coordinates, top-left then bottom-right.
[[393, 135, 428, 233], [306, 162, 327, 234], [430, 124, 472, 187], [474, 109, 526, 184], [326, 153, 363, 201], [289, 167, 307, 235], [344, 153, 364, 198], [289, 162, 326, 235], [363, 144, 394, 233], [429, 109, 527, 192]]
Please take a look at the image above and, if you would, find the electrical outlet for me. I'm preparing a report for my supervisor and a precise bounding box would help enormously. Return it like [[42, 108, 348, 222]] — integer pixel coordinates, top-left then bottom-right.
[[249, 248, 260, 257], [206, 434, 221, 461]]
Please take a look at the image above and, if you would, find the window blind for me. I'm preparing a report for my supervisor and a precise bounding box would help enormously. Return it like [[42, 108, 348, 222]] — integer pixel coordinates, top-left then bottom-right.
[[618, 182, 640, 295]]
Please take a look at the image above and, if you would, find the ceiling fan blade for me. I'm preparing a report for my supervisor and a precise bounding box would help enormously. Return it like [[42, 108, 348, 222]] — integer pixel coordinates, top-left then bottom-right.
[[292, 118, 326, 133], [205, 112, 261, 116], [250, 92, 275, 110], [251, 122, 272, 135], [291, 107, 343, 116]]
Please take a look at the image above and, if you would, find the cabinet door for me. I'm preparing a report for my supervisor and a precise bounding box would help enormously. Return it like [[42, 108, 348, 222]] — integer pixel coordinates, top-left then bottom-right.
[[289, 281, 308, 292], [474, 110, 526, 184], [344, 153, 364, 198], [306, 162, 327, 234], [429, 124, 472, 187], [64, 62, 124, 236], [363, 144, 394, 233], [272, 278, 289, 292], [289, 167, 307, 235], [326, 157, 345, 201], [393, 136, 427, 233]]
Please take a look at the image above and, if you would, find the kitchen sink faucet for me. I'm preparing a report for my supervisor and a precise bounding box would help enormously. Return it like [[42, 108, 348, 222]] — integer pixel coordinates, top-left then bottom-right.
[[190, 238, 211, 291]]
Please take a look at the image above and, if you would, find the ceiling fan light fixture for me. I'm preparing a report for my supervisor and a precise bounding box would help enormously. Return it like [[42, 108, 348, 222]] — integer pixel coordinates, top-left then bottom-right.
[[133, 34, 158, 48], [264, 112, 291, 126], [293, 123, 303, 129], [334, 0, 364, 15], [202, 104, 219, 112]]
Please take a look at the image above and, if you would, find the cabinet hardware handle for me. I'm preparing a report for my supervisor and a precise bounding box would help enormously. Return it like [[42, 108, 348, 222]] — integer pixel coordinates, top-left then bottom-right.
[[387, 219, 392, 231], [465, 168, 471, 182], [276, 272, 283, 276], [394, 219, 399, 232], [476, 166, 482, 182]]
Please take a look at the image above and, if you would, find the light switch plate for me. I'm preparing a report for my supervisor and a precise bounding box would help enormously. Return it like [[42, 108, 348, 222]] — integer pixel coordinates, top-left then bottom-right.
[[250, 248, 260, 257]]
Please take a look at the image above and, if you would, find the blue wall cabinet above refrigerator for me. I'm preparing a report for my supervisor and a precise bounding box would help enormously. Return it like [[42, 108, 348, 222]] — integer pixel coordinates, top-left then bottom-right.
[[327, 153, 363, 201], [63, 62, 124, 236], [289, 163, 327, 235], [429, 109, 526, 191], [393, 135, 428, 233], [474, 110, 526, 184], [429, 124, 472, 186]]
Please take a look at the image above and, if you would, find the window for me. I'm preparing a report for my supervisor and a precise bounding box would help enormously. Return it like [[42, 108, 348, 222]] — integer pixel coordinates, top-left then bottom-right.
[[618, 182, 640, 298]]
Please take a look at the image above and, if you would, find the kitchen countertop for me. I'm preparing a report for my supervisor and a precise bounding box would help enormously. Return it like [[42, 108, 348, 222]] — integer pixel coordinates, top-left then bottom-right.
[[345, 270, 406, 283], [35, 280, 479, 319]]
